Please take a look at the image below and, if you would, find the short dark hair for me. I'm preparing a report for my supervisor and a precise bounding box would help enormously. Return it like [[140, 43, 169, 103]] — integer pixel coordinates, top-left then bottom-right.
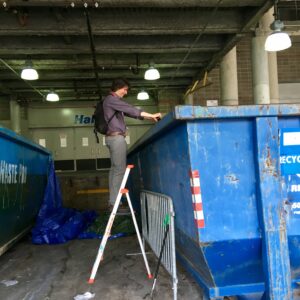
[[111, 78, 130, 92]]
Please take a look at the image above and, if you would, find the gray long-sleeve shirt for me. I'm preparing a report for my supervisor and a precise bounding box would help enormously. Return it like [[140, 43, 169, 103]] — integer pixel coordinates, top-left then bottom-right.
[[103, 93, 143, 134]]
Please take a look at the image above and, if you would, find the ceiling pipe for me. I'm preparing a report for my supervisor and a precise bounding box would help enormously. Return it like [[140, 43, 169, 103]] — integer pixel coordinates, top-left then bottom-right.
[[84, 7, 102, 100], [130, 54, 140, 75]]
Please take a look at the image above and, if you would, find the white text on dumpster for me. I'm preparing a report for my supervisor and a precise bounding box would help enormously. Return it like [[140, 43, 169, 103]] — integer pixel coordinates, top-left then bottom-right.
[[0, 160, 27, 184]]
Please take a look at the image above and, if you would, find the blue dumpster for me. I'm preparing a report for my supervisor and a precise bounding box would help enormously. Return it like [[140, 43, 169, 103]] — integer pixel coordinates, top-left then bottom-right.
[[127, 105, 300, 300], [0, 127, 51, 255]]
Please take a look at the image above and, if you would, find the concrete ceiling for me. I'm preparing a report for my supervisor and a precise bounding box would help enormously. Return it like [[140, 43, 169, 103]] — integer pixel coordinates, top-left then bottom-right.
[[0, 0, 296, 102]]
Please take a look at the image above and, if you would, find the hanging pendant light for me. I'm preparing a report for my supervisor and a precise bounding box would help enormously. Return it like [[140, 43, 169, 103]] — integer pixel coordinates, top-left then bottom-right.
[[265, 20, 291, 51], [144, 63, 160, 80], [21, 60, 39, 80], [137, 90, 149, 100], [264, 1, 292, 52], [46, 91, 59, 102]]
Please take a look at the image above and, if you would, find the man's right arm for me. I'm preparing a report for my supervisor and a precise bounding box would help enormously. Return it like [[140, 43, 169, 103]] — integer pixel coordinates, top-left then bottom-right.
[[141, 112, 162, 122], [107, 96, 142, 118]]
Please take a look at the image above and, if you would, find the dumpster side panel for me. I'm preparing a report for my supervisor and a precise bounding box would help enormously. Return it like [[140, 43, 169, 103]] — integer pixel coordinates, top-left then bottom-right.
[[128, 106, 300, 298], [188, 119, 260, 241], [129, 123, 215, 286], [186, 119, 264, 287], [0, 128, 50, 254], [137, 124, 196, 238]]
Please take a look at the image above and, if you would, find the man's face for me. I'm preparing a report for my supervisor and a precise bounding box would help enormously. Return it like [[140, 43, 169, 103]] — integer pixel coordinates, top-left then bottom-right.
[[116, 86, 129, 98]]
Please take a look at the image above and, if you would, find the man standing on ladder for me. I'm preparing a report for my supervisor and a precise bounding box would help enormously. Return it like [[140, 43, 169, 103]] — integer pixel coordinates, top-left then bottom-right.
[[103, 78, 161, 211]]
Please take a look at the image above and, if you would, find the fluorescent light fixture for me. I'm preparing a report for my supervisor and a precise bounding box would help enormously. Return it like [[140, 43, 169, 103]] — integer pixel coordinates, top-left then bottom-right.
[[137, 90, 149, 100], [144, 65, 160, 80], [265, 20, 292, 52], [21, 60, 39, 80], [46, 91, 59, 102]]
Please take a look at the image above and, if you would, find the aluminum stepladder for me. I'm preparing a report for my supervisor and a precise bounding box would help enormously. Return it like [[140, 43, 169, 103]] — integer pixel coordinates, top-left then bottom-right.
[[88, 164, 152, 284]]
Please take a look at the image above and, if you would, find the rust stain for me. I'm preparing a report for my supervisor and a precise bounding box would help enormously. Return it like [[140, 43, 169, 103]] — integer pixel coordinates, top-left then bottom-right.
[[265, 147, 272, 168], [225, 175, 239, 182], [263, 147, 278, 177], [199, 242, 213, 248]]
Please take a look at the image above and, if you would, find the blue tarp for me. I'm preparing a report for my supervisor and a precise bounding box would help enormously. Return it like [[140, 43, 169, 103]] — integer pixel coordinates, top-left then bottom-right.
[[32, 161, 98, 244]]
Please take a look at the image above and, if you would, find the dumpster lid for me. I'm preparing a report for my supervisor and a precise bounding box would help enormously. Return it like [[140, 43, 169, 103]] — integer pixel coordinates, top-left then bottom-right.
[[0, 126, 51, 155], [128, 104, 300, 155], [174, 104, 300, 120]]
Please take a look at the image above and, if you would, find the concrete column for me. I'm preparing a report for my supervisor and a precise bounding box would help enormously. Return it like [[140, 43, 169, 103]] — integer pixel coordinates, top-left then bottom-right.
[[252, 36, 270, 104], [184, 93, 194, 105], [252, 7, 278, 105], [261, 7, 279, 103], [252, 9, 270, 105], [268, 52, 279, 103], [10, 98, 21, 134], [220, 46, 239, 105]]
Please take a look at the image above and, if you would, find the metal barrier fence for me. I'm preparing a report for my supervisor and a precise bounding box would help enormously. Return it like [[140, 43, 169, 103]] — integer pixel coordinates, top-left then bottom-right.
[[140, 190, 177, 300]]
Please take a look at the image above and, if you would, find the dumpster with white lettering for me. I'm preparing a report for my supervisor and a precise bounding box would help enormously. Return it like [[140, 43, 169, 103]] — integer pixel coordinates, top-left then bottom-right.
[[0, 127, 51, 255], [128, 105, 300, 300]]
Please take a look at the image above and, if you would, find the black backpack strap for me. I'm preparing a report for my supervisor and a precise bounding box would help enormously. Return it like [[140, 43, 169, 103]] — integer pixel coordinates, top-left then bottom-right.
[[107, 111, 117, 125], [94, 128, 99, 144]]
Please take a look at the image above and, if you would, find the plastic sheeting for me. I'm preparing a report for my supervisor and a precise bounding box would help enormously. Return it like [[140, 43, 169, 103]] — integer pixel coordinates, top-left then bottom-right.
[[78, 213, 136, 240], [31, 161, 97, 244]]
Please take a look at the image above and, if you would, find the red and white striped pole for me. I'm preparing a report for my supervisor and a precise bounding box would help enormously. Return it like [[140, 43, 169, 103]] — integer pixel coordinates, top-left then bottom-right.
[[189, 170, 205, 228]]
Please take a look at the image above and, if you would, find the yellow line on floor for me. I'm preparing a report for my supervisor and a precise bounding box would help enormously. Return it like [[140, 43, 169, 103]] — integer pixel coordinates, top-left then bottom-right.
[[77, 188, 109, 194]]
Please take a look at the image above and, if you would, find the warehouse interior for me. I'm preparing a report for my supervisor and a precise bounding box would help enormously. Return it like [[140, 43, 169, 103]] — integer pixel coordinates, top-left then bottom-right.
[[0, 0, 299, 144], [1, 1, 300, 299], [0, 0, 299, 186]]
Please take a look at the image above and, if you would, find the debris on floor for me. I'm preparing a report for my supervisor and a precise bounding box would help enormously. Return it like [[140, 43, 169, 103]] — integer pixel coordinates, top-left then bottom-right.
[[1, 280, 18, 287], [0, 237, 204, 300], [73, 291, 95, 300]]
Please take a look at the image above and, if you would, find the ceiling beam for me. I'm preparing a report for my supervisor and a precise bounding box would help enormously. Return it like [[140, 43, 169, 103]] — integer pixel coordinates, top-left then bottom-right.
[[0, 60, 207, 70], [285, 21, 300, 36], [0, 9, 242, 36], [3, 78, 192, 89], [2, 1, 266, 8], [192, 0, 273, 82], [0, 35, 224, 55]]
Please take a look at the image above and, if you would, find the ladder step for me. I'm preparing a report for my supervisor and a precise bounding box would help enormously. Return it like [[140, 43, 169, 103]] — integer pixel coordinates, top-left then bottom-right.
[[116, 211, 132, 216]]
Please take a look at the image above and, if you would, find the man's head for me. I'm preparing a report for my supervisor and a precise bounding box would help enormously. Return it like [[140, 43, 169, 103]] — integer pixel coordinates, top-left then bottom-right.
[[111, 78, 129, 98]]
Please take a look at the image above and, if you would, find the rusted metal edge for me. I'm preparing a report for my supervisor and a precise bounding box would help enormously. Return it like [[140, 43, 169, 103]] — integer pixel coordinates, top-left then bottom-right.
[[174, 104, 300, 120]]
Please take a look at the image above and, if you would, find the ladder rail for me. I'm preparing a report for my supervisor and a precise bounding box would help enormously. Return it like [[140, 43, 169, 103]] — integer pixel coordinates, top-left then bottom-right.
[[88, 164, 152, 284], [125, 191, 152, 278]]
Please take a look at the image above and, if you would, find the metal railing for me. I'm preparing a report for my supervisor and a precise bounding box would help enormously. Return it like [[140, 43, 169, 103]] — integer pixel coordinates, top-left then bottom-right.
[[140, 190, 177, 300]]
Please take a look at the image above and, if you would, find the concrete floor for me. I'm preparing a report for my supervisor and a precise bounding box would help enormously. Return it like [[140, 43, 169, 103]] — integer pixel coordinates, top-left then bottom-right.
[[0, 235, 203, 300]]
